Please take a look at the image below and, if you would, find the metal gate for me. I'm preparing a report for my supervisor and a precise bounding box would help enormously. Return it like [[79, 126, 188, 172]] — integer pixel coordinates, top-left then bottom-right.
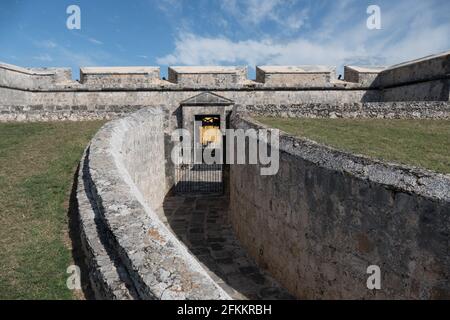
[[174, 163, 223, 194]]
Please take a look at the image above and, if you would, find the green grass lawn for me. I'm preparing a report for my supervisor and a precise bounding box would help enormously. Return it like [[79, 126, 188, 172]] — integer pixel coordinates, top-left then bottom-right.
[[256, 117, 450, 174], [0, 121, 104, 299]]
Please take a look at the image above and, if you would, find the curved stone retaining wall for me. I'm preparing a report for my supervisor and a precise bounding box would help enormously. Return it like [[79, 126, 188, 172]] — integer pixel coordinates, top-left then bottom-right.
[[229, 109, 450, 299], [77, 107, 229, 299]]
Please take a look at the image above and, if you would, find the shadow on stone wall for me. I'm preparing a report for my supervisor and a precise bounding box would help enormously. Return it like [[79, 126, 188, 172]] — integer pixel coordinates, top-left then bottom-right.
[[67, 163, 96, 300], [70, 148, 139, 300]]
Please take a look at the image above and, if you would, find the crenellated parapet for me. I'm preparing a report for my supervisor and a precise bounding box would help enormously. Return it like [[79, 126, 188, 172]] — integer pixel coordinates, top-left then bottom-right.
[[0, 62, 72, 90], [168, 66, 248, 88], [79, 66, 161, 87], [0, 50, 448, 102], [344, 66, 386, 87], [377, 51, 450, 88], [344, 51, 450, 90], [256, 65, 336, 87]]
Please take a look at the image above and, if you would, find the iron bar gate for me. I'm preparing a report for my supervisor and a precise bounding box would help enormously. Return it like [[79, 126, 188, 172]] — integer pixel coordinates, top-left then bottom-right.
[[174, 163, 223, 194]]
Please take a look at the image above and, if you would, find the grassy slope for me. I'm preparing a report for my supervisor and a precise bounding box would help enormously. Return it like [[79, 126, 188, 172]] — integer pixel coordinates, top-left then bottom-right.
[[0, 121, 104, 299], [256, 118, 450, 174]]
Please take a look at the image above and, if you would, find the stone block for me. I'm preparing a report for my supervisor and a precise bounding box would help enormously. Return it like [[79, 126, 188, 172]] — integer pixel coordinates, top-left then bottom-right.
[[344, 66, 386, 87], [256, 65, 336, 87], [79, 66, 161, 87], [168, 66, 247, 88], [376, 50, 450, 88]]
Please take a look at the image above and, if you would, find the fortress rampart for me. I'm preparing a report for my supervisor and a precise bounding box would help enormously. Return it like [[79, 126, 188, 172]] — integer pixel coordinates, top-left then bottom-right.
[[229, 108, 450, 299], [0, 51, 449, 123], [2, 51, 450, 300], [77, 107, 230, 299]]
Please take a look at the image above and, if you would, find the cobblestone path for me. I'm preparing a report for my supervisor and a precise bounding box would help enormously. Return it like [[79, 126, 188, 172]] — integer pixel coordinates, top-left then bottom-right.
[[156, 194, 294, 300]]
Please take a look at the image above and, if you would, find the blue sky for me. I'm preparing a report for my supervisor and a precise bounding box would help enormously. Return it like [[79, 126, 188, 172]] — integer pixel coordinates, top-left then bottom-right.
[[0, 0, 449, 79]]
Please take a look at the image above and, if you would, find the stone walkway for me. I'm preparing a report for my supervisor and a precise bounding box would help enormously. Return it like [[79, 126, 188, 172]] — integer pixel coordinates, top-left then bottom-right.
[[156, 194, 294, 300]]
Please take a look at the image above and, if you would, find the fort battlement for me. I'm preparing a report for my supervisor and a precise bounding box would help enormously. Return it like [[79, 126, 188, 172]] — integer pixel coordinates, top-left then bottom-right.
[[79, 66, 161, 87], [256, 65, 336, 87], [168, 66, 248, 87], [0, 62, 72, 89], [0, 50, 448, 92], [0, 50, 449, 122]]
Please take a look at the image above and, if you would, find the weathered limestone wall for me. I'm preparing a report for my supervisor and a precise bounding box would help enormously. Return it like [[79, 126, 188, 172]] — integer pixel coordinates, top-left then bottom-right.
[[0, 104, 141, 122], [245, 101, 450, 119], [80, 67, 161, 88], [0, 62, 72, 90], [344, 66, 386, 87], [77, 107, 230, 299], [1, 51, 448, 121], [381, 80, 450, 102], [256, 66, 336, 87], [344, 51, 450, 101], [29, 89, 377, 105], [229, 111, 450, 299], [77, 146, 138, 299], [0, 87, 30, 105], [0, 90, 378, 122], [120, 108, 169, 207], [377, 51, 449, 88], [3, 95, 449, 123], [168, 66, 248, 88]]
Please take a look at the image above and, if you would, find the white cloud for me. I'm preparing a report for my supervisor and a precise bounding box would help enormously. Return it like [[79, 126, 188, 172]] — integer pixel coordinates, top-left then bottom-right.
[[157, 33, 359, 67], [157, 1, 450, 69], [58, 47, 98, 66], [243, 0, 282, 25], [88, 37, 103, 45], [157, 0, 183, 14], [33, 39, 101, 67], [33, 53, 53, 62], [35, 40, 57, 49], [157, 34, 276, 66], [221, 0, 308, 31]]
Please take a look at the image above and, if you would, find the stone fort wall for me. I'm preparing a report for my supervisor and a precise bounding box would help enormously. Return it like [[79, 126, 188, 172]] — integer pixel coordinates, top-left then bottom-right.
[[77, 107, 230, 299], [229, 108, 450, 299], [0, 51, 449, 122]]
